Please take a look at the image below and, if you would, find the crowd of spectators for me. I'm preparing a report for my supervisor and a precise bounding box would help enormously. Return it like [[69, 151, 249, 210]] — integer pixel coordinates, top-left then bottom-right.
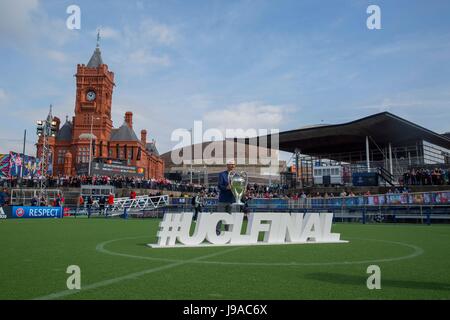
[[3, 175, 292, 199], [244, 186, 411, 201], [402, 168, 449, 186], [1, 169, 447, 204], [2, 175, 207, 193]]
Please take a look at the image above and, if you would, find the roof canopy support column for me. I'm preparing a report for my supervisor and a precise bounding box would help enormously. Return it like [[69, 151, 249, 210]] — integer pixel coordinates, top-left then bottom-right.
[[389, 142, 393, 175], [366, 136, 370, 172]]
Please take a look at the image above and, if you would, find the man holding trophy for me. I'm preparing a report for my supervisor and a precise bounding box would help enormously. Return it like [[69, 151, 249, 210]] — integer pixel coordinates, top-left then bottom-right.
[[216, 159, 248, 235]]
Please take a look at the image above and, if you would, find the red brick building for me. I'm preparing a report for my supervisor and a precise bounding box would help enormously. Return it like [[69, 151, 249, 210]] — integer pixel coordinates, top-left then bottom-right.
[[37, 43, 164, 179]]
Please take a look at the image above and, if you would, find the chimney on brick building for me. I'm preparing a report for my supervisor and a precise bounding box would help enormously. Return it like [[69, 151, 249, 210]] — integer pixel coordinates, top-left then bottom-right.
[[125, 111, 133, 129], [141, 129, 147, 145]]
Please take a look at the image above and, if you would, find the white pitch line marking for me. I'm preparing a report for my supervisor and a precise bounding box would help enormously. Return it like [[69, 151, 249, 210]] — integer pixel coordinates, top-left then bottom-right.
[[33, 244, 242, 300], [34, 236, 425, 300], [97, 236, 424, 267]]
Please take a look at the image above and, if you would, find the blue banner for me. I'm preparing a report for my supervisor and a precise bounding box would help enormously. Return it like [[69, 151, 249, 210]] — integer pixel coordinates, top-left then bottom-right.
[[171, 197, 189, 205], [249, 198, 288, 209], [204, 198, 218, 206], [11, 206, 63, 219], [352, 172, 379, 186], [164, 193, 450, 209], [171, 197, 220, 207]]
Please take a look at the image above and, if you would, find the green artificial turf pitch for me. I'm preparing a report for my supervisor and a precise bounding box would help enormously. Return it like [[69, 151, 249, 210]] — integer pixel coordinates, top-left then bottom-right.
[[0, 217, 449, 300]]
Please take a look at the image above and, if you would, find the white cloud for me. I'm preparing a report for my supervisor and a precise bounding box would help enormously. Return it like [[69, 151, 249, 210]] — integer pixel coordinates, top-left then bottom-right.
[[103, 20, 177, 72], [128, 49, 171, 67], [136, 1, 144, 10], [0, 0, 77, 59], [203, 101, 290, 133], [365, 101, 450, 119], [367, 33, 450, 58], [100, 20, 176, 47], [185, 94, 213, 110], [348, 88, 450, 134], [93, 26, 121, 40], [0, 0, 39, 45], [46, 50, 68, 63], [105, 19, 177, 50], [139, 19, 176, 45], [0, 136, 36, 155], [0, 88, 7, 103], [358, 94, 450, 113]]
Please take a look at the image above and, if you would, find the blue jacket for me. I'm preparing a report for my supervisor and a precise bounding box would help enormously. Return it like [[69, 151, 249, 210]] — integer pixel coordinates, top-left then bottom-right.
[[218, 170, 235, 203], [0, 192, 5, 206]]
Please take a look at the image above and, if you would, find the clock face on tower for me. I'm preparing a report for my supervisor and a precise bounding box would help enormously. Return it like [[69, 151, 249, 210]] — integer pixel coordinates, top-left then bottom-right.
[[86, 91, 96, 101]]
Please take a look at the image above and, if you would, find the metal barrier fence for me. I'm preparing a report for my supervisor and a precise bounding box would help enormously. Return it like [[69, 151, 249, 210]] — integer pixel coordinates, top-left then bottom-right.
[[10, 189, 64, 206], [30, 200, 450, 225], [169, 190, 450, 210], [288, 191, 450, 209], [43, 190, 450, 224], [165, 191, 450, 225], [61, 195, 169, 218], [109, 195, 169, 216]]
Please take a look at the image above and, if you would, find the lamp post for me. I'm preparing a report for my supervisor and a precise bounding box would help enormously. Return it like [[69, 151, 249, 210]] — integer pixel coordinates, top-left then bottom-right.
[[88, 115, 100, 176], [189, 128, 193, 184], [36, 105, 58, 196]]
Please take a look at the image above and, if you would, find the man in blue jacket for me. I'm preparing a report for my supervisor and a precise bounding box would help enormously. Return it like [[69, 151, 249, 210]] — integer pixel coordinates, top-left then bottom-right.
[[216, 159, 236, 235], [0, 188, 7, 207]]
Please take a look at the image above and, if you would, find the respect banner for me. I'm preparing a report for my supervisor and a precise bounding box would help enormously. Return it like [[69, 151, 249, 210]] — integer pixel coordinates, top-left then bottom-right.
[[11, 206, 63, 219]]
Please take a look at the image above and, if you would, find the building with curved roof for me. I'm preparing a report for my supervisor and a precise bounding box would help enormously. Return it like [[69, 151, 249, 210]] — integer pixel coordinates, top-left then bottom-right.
[[252, 112, 450, 186]]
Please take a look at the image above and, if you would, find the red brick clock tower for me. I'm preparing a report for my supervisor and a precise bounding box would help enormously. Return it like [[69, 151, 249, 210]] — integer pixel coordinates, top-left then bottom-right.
[[72, 40, 115, 162], [38, 35, 165, 179]]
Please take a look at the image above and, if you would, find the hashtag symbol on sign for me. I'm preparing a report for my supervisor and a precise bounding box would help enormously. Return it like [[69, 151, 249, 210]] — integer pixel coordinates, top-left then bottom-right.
[[157, 213, 187, 246]]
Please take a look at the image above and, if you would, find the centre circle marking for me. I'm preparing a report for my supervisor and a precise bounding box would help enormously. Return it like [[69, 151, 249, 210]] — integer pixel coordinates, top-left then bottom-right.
[[96, 236, 424, 266]]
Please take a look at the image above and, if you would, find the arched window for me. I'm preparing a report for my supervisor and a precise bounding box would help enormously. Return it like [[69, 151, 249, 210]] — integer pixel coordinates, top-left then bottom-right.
[[76, 146, 89, 164], [137, 148, 141, 160], [99, 141, 103, 157], [92, 140, 96, 157], [57, 149, 66, 164]]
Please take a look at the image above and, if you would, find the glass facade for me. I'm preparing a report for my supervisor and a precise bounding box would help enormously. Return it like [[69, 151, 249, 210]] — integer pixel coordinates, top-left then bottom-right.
[[422, 140, 450, 164]]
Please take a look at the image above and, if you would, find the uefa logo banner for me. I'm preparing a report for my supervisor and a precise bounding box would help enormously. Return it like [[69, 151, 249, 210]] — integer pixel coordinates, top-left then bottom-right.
[[15, 207, 25, 217], [12, 206, 63, 219], [149, 212, 348, 248]]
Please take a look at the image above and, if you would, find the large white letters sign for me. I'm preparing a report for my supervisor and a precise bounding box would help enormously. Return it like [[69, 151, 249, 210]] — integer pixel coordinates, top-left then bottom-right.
[[149, 212, 348, 248]]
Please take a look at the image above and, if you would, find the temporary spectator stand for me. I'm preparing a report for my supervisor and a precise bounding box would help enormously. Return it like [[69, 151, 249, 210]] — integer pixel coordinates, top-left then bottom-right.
[[10, 188, 64, 206]]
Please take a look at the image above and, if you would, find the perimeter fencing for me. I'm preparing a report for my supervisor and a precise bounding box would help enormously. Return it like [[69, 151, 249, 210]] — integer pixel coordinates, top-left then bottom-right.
[[166, 191, 450, 225], [53, 190, 450, 224]]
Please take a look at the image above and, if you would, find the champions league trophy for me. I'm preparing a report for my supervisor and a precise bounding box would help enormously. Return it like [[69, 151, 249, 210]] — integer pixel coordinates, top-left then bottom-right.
[[228, 171, 248, 206]]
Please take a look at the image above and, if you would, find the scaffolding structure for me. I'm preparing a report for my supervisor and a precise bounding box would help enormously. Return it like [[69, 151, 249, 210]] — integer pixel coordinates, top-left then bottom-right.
[[36, 105, 58, 198]]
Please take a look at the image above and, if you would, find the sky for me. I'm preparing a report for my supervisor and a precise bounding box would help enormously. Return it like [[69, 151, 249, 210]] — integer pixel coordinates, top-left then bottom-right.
[[0, 0, 450, 163]]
